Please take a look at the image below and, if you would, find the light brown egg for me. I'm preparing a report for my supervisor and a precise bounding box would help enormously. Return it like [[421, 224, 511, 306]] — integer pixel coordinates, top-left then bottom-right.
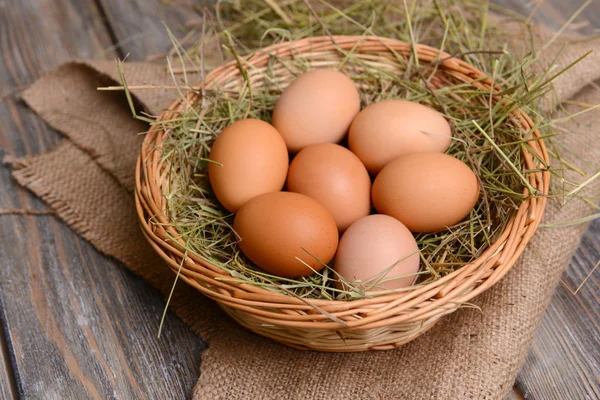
[[348, 99, 452, 174], [287, 143, 371, 232], [272, 69, 360, 153], [334, 215, 420, 291], [372, 152, 480, 233], [233, 192, 339, 278], [208, 119, 289, 213]]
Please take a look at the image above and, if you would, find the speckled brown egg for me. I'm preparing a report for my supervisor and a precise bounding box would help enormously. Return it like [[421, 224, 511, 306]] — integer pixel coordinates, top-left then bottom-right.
[[287, 143, 371, 232], [372, 152, 480, 233], [208, 119, 289, 213], [272, 69, 360, 153], [335, 214, 420, 291], [233, 192, 339, 278], [348, 99, 452, 174]]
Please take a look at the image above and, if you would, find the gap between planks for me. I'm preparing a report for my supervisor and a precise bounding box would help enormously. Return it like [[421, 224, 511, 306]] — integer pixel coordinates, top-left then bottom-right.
[[0, 303, 21, 399]]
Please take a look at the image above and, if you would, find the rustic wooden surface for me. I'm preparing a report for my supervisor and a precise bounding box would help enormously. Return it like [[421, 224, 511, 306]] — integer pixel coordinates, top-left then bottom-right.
[[95, 0, 207, 60], [0, 327, 16, 400], [0, 0, 598, 399], [516, 222, 600, 399], [0, 1, 203, 399]]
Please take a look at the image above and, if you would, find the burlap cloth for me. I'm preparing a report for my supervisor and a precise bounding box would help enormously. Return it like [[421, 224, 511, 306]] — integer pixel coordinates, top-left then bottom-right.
[[6, 16, 600, 400]]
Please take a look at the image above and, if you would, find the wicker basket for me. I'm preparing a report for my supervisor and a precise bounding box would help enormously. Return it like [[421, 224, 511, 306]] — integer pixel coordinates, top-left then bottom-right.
[[134, 36, 550, 352]]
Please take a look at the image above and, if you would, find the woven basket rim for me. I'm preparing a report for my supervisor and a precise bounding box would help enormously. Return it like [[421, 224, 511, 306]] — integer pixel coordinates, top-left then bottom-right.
[[134, 35, 550, 349]]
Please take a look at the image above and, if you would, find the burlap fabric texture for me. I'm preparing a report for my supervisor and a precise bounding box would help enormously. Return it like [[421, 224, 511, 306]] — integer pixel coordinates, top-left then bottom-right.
[[7, 16, 600, 400]]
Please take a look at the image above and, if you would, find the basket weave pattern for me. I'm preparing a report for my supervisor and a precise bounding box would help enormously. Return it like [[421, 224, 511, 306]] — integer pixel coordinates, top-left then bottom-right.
[[135, 36, 550, 352]]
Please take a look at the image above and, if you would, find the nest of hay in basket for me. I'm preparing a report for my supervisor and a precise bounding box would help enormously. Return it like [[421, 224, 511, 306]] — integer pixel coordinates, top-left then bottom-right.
[[134, 26, 553, 350]]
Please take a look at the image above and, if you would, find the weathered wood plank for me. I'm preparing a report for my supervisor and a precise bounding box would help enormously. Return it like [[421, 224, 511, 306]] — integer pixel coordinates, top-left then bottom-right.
[[516, 220, 600, 400], [0, 217, 204, 399], [95, 0, 206, 60], [493, 0, 600, 34], [0, 323, 17, 400], [0, 0, 202, 398]]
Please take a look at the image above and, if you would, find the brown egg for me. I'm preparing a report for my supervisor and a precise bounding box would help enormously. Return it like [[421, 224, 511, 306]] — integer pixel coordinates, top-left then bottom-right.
[[208, 119, 289, 213], [372, 152, 480, 233], [233, 192, 339, 278], [335, 215, 420, 291], [287, 143, 371, 232], [272, 69, 360, 153], [348, 99, 452, 174]]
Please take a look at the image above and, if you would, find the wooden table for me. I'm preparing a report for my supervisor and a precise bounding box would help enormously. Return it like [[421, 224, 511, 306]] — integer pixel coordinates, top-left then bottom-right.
[[0, 1, 598, 398]]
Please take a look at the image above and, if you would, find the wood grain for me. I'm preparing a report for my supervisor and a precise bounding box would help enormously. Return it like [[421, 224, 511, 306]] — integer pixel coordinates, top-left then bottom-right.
[[0, 0, 202, 398], [95, 0, 206, 60], [493, 0, 600, 34], [0, 321, 17, 400], [515, 220, 600, 400]]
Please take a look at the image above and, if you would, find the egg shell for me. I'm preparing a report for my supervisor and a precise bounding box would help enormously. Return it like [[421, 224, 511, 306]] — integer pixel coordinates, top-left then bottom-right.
[[348, 99, 452, 174], [287, 143, 371, 232], [233, 192, 339, 278], [334, 214, 420, 291], [208, 119, 289, 213], [272, 69, 361, 153], [372, 152, 480, 233]]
